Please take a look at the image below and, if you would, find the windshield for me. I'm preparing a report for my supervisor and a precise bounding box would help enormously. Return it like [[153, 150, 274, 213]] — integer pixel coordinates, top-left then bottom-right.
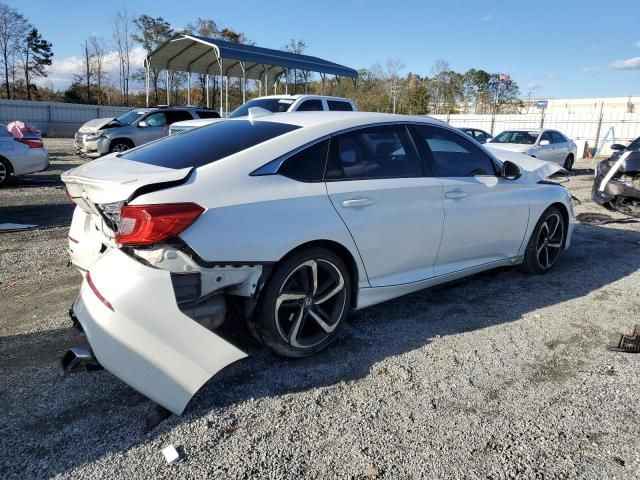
[[229, 98, 294, 118], [628, 137, 640, 152], [115, 110, 146, 125], [490, 131, 539, 145], [121, 120, 300, 169]]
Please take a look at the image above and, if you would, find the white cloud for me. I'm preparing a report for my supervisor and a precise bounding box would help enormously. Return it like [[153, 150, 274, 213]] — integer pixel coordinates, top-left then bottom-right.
[[611, 56, 640, 70], [46, 46, 147, 88], [481, 14, 493, 22], [526, 82, 542, 91]]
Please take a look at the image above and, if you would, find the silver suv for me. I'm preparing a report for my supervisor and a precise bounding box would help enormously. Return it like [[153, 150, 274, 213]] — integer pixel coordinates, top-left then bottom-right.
[[74, 106, 220, 158]]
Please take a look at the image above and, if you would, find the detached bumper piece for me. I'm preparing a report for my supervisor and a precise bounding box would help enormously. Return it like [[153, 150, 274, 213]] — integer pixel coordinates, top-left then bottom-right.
[[61, 347, 102, 372], [70, 249, 247, 415]]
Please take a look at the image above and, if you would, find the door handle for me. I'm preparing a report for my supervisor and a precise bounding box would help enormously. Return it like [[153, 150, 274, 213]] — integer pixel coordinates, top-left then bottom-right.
[[341, 198, 374, 208], [444, 190, 468, 200]]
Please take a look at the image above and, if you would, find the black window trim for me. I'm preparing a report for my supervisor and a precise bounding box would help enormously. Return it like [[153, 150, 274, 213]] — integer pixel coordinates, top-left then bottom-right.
[[411, 123, 501, 177], [250, 121, 503, 180]]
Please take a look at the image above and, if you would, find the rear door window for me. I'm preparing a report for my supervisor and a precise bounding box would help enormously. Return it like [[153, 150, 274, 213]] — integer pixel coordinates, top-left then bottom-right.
[[325, 125, 423, 180], [166, 111, 194, 124], [196, 110, 221, 119], [296, 99, 324, 111], [327, 100, 354, 111], [121, 120, 300, 169]]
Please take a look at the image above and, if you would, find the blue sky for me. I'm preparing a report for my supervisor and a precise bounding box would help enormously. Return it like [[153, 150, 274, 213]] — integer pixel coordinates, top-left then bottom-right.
[[10, 0, 640, 98]]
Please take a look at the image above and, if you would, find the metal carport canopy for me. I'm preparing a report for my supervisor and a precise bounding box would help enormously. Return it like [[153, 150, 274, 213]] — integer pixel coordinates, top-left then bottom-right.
[[147, 34, 359, 80]]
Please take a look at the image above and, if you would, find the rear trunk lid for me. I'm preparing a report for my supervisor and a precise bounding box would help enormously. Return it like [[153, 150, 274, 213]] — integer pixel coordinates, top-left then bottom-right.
[[62, 155, 192, 238]]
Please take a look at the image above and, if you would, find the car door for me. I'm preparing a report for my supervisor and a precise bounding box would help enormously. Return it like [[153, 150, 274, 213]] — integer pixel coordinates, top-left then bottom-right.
[[136, 111, 168, 145], [410, 124, 529, 275], [324, 124, 444, 287], [551, 131, 569, 164], [535, 131, 556, 162]]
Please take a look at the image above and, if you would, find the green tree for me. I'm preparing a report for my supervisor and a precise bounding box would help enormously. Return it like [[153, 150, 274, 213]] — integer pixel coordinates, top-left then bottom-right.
[[133, 15, 174, 104], [488, 73, 522, 114], [405, 73, 429, 115], [22, 28, 53, 100]]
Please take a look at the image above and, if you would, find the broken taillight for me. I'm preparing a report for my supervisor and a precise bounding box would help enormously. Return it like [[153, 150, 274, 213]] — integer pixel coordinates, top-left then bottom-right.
[[15, 137, 43, 148], [115, 203, 204, 246]]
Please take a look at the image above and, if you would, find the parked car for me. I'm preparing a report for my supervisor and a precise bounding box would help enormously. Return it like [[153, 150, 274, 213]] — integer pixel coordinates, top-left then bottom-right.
[[0, 123, 49, 186], [592, 136, 640, 216], [168, 95, 357, 135], [488, 128, 577, 170], [460, 127, 492, 143], [74, 106, 220, 158], [62, 111, 574, 415]]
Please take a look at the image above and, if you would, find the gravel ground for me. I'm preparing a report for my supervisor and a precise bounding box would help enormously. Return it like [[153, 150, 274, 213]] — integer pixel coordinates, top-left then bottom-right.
[[1, 139, 639, 479]]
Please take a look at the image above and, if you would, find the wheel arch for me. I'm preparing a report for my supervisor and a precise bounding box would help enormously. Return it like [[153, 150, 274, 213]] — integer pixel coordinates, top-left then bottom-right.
[[109, 137, 135, 149], [550, 201, 570, 244], [0, 155, 14, 174]]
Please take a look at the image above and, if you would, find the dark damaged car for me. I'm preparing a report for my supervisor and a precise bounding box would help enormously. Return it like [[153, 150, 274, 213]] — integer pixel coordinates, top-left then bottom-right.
[[593, 136, 640, 216]]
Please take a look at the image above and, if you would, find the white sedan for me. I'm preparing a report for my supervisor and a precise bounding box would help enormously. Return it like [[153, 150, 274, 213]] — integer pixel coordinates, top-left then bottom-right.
[[0, 123, 49, 186], [488, 128, 577, 171], [62, 111, 575, 415]]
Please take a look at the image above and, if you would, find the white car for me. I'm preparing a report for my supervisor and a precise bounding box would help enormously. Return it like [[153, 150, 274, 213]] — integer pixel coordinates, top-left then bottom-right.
[[62, 111, 575, 415], [487, 128, 577, 171], [168, 94, 357, 135], [0, 123, 49, 186]]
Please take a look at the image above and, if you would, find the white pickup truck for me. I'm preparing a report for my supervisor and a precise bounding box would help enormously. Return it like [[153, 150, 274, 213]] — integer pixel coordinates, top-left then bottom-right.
[[168, 94, 357, 135]]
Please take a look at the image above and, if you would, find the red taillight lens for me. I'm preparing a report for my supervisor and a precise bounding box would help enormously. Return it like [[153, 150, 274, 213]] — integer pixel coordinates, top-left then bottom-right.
[[86, 271, 114, 311], [15, 137, 43, 148], [115, 203, 204, 246]]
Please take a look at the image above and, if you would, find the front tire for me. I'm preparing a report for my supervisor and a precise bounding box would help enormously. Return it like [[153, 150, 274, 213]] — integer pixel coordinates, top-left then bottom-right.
[[255, 248, 351, 358], [563, 154, 574, 171], [108, 139, 133, 154], [519, 206, 566, 274], [0, 158, 12, 186]]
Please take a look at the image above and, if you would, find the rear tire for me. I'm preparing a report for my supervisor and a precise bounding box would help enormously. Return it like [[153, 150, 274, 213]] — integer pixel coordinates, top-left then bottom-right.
[[254, 247, 351, 358], [0, 158, 12, 187], [518, 206, 566, 274], [563, 154, 574, 171]]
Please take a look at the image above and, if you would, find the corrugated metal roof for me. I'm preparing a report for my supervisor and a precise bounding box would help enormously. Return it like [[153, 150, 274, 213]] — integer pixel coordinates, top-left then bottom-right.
[[147, 34, 358, 80]]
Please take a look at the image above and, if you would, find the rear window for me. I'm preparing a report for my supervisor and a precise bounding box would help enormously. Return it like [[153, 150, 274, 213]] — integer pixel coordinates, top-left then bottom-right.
[[121, 120, 300, 169], [196, 110, 221, 119], [327, 100, 353, 111]]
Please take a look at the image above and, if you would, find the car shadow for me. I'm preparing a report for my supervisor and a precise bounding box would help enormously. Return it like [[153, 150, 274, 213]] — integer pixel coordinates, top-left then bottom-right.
[[1, 222, 640, 477], [0, 203, 74, 228]]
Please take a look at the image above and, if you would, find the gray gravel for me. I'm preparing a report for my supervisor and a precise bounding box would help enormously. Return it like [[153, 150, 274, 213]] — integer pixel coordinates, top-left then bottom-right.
[[1, 139, 639, 479]]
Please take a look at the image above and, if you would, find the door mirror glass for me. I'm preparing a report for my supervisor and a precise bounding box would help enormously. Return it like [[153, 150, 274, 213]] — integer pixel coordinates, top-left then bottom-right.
[[138, 120, 148, 128], [501, 160, 522, 180], [539, 139, 550, 146], [611, 143, 626, 151]]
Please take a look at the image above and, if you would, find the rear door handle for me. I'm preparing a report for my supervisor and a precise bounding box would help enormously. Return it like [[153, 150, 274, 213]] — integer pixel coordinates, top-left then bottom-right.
[[341, 198, 374, 208], [444, 190, 468, 200]]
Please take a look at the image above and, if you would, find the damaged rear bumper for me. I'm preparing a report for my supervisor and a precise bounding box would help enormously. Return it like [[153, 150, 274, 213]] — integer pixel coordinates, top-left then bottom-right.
[[71, 248, 247, 414]]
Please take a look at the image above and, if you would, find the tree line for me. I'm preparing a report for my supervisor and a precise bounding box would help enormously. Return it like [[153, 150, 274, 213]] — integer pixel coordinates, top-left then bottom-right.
[[0, 2, 522, 114]]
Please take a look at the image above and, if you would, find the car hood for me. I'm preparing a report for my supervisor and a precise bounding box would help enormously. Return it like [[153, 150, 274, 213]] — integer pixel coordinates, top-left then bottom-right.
[[78, 117, 115, 134], [486, 145, 566, 181], [486, 143, 533, 153], [62, 154, 192, 204]]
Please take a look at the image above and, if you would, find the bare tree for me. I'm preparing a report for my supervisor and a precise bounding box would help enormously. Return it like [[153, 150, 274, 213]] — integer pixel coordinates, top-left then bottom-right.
[[74, 40, 93, 104], [283, 39, 307, 93], [384, 58, 405, 113], [89, 36, 108, 105], [112, 8, 134, 105], [0, 3, 30, 99]]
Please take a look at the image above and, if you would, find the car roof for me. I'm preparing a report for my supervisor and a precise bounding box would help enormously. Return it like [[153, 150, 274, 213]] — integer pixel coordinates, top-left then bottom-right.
[[231, 111, 444, 130], [252, 94, 353, 101]]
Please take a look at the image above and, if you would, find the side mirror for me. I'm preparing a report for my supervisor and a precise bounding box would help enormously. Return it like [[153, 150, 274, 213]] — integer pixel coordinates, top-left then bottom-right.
[[501, 160, 522, 180], [138, 120, 148, 127], [539, 139, 550, 146], [611, 143, 626, 151]]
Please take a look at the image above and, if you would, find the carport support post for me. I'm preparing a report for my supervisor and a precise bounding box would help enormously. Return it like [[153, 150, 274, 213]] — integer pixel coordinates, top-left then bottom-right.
[[166, 70, 170, 105], [217, 57, 224, 116], [284, 69, 289, 95], [205, 74, 210, 108], [320, 73, 326, 95], [145, 58, 150, 107], [240, 61, 246, 104], [187, 72, 191, 105]]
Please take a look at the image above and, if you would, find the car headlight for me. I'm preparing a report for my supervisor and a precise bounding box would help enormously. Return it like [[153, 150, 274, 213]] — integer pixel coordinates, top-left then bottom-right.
[[85, 132, 104, 141]]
